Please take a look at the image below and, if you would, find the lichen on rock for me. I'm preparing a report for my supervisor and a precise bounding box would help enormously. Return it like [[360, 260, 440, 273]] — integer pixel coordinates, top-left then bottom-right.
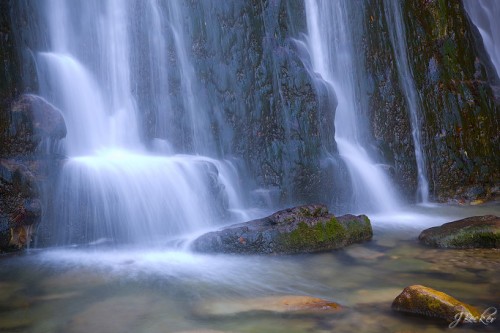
[[392, 285, 481, 323]]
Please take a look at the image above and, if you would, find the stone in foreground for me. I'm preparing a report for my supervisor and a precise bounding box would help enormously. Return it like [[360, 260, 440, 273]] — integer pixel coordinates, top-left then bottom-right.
[[418, 215, 500, 248], [193, 295, 342, 317], [191, 204, 372, 254], [392, 285, 480, 323]]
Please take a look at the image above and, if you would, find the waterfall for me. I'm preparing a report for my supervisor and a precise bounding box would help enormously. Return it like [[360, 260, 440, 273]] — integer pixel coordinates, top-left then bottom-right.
[[31, 0, 250, 245], [304, 0, 399, 212], [383, 0, 430, 203], [463, 0, 500, 81]]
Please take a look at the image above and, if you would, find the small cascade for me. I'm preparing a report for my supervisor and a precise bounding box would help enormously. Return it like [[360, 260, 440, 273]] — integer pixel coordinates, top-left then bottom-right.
[[383, 0, 430, 203], [31, 0, 251, 245], [51, 152, 247, 245], [304, 0, 399, 212]]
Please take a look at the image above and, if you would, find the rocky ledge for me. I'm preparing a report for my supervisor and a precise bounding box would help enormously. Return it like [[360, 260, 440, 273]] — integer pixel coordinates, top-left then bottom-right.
[[191, 204, 372, 254], [418, 215, 500, 248]]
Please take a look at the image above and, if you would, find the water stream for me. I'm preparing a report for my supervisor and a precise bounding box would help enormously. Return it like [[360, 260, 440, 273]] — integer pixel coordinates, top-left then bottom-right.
[[463, 0, 500, 81], [383, 0, 430, 203], [304, 0, 399, 212]]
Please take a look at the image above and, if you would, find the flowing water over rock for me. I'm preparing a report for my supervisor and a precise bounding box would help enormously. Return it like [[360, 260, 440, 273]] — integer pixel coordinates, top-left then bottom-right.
[[28, 0, 258, 245], [463, 0, 500, 82], [1, 0, 500, 331], [383, 0, 429, 203], [304, 0, 399, 212]]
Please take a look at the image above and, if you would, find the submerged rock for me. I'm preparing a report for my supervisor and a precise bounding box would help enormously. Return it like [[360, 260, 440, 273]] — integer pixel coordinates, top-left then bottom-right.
[[193, 295, 342, 317], [191, 204, 372, 254], [392, 285, 480, 323], [419, 215, 500, 248]]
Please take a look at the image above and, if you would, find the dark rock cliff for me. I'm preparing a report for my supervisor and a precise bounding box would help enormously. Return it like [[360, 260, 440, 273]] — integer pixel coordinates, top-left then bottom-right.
[[404, 0, 499, 202], [365, 0, 499, 203], [0, 1, 66, 252], [144, 0, 336, 204]]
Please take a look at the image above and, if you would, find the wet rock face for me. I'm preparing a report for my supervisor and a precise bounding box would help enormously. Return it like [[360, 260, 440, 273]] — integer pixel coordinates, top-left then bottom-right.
[[0, 159, 40, 250], [419, 215, 500, 248], [0, 94, 66, 252], [365, 0, 499, 202], [392, 285, 480, 323], [401, 0, 499, 201], [191, 204, 372, 254], [7, 94, 66, 156], [364, 1, 418, 200], [140, 0, 334, 204]]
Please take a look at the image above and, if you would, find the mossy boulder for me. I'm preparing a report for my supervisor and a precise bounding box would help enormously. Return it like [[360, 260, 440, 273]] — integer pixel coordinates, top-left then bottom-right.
[[392, 285, 480, 323], [419, 215, 500, 248], [191, 204, 372, 254]]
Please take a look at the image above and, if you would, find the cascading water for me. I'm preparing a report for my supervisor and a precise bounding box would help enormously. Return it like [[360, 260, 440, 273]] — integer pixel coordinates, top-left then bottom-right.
[[383, 0, 430, 203], [33, 0, 251, 245], [304, 0, 399, 212], [463, 0, 500, 81]]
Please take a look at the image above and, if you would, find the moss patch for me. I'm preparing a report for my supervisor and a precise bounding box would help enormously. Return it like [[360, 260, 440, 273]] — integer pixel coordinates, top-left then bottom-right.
[[276, 216, 370, 253]]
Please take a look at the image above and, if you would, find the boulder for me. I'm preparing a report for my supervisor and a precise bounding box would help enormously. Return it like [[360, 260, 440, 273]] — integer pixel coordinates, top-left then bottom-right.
[[193, 295, 342, 317], [392, 285, 480, 323], [191, 204, 372, 254], [418, 215, 500, 248], [5, 94, 66, 156]]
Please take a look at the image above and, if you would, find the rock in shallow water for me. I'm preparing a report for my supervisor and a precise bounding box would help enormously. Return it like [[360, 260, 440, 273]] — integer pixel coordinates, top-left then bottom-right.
[[392, 285, 480, 323], [418, 215, 500, 248], [191, 204, 372, 254], [193, 295, 342, 317]]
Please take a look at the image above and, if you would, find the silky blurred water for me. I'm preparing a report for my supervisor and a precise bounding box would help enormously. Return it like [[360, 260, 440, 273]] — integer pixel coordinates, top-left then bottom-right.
[[1, 204, 498, 333]]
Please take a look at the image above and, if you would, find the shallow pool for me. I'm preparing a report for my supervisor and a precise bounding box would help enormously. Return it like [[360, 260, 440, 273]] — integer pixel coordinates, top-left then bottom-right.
[[1, 204, 499, 333]]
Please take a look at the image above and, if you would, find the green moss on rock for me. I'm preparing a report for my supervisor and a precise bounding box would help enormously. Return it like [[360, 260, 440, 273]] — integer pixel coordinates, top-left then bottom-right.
[[419, 215, 500, 248], [192, 204, 373, 254]]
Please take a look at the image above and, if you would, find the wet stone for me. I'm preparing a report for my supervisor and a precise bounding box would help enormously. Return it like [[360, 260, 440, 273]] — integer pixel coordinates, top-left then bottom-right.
[[193, 295, 342, 317]]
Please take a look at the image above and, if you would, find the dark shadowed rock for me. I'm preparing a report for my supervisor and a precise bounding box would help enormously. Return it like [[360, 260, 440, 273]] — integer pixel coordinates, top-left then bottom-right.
[[191, 204, 372, 254], [0, 159, 41, 250], [392, 285, 480, 323], [0, 94, 67, 252], [419, 215, 500, 248], [8, 94, 66, 155]]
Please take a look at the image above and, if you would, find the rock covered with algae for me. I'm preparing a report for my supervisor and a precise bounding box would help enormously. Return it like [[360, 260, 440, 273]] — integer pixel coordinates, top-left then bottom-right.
[[191, 204, 372, 254], [392, 285, 480, 323], [419, 215, 500, 248]]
